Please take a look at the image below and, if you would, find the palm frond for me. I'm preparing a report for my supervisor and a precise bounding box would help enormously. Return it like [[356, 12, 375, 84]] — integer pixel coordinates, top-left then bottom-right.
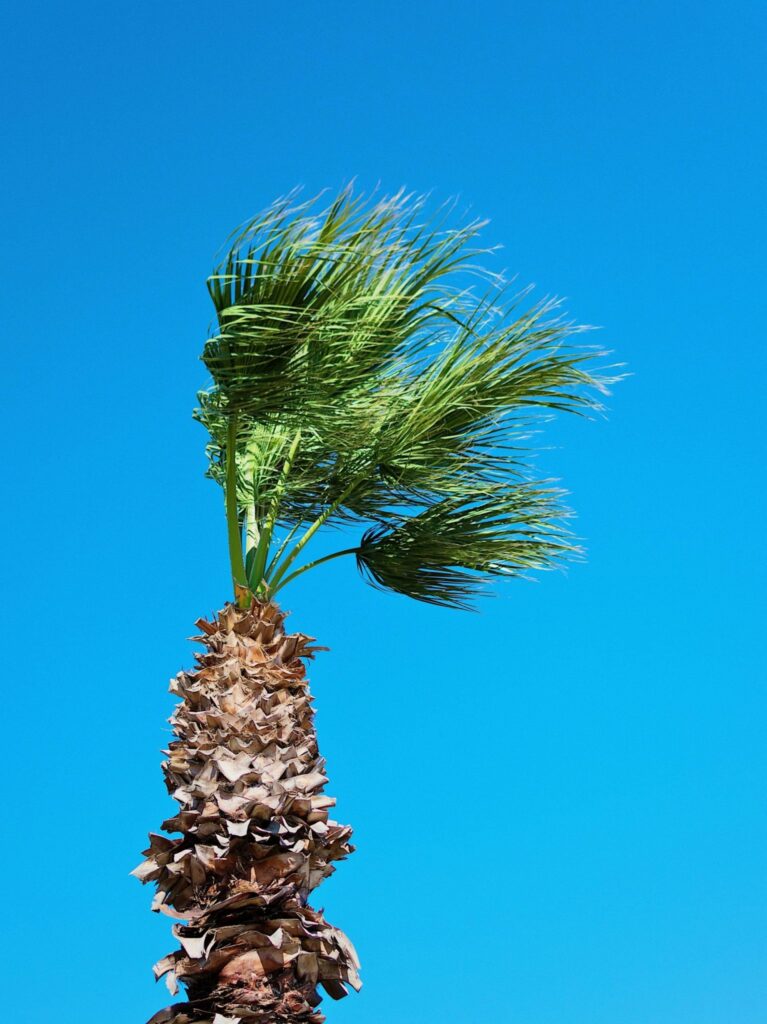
[[356, 485, 575, 609], [194, 185, 618, 606], [371, 295, 610, 497], [201, 187, 488, 420]]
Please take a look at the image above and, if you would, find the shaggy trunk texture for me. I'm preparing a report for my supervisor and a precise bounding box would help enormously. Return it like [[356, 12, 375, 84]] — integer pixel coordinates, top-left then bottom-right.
[[134, 599, 360, 1024]]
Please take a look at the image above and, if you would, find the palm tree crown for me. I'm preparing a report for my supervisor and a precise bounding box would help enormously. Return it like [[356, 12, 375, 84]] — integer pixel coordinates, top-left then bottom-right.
[[196, 186, 613, 610]]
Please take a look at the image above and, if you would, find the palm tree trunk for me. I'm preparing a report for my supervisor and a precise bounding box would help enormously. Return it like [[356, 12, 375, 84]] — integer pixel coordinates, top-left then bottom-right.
[[134, 599, 360, 1023]]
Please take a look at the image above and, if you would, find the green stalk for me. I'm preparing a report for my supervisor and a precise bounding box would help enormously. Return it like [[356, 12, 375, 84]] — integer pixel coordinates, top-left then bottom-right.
[[245, 501, 260, 586], [225, 414, 248, 604], [246, 501, 260, 554], [248, 428, 302, 595], [270, 547, 359, 596], [264, 518, 306, 580], [267, 480, 359, 590]]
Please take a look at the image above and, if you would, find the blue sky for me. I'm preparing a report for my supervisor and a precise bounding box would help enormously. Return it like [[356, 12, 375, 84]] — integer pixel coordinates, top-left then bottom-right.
[[2, 2, 765, 1022]]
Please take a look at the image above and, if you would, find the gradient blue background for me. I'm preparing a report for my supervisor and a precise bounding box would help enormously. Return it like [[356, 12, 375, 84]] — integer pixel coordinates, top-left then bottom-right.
[[2, 3, 765, 1022]]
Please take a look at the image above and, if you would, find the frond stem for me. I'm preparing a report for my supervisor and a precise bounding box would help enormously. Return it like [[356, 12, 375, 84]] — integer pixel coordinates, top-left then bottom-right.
[[246, 501, 260, 555], [270, 547, 360, 596], [225, 414, 249, 604], [247, 428, 302, 594], [265, 518, 306, 579], [267, 480, 359, 590]]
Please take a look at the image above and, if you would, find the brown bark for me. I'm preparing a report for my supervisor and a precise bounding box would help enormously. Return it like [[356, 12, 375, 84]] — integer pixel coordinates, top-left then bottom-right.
[[134, 599, 360, 1024]]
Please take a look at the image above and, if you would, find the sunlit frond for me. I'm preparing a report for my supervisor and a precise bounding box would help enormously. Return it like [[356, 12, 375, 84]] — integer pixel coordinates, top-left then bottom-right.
[[202, 187, 488, 420], [356, 486, 575, 609], [194, 185, 617, 606]]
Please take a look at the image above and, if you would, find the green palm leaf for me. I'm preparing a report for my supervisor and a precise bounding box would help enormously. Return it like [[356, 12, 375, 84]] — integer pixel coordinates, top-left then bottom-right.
[[194, 186, 618, 607], [356, 486, 575, 609]]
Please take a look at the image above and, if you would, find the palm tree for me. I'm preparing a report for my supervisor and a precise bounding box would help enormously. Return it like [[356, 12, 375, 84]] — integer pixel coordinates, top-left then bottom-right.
[[134, 187, 614, 1024]]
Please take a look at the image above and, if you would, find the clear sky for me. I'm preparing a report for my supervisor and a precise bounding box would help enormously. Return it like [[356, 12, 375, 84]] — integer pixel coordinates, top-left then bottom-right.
[[2, 3, 765, 1022]]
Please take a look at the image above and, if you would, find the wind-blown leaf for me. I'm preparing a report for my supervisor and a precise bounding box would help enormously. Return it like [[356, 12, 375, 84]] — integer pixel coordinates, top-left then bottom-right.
[[201, 188, 487, 419], [195, 185, 617, 601], [356, 486, 576, 609]]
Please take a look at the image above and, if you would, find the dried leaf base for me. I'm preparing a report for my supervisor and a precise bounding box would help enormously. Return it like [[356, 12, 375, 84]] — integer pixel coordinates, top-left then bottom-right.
[[134, 600, 360, 1024]]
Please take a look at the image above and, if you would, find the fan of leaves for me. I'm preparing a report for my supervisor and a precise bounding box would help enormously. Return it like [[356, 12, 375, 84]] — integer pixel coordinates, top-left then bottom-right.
[[196, 186, 615, 608]]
